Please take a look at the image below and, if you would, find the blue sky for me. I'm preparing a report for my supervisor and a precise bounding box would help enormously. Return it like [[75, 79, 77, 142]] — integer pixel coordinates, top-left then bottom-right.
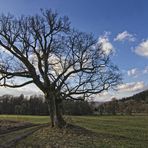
[[0, 0, 148, 101]]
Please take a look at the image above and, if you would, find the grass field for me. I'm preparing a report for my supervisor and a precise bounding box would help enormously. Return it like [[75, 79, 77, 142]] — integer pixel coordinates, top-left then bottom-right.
[[0, 115, 148, 147]]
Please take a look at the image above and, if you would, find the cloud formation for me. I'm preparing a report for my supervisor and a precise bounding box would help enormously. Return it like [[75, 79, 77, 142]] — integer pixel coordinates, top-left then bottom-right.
[[114, 31, 135, 42], [0, 84, 42, 96], [127, 68, 139, 77], [134, 40, 148, 57], [98, 32, 114, 55], [97, 91, 115, 102], [143, 66, 148, 74], [117, 81, 145, 93]]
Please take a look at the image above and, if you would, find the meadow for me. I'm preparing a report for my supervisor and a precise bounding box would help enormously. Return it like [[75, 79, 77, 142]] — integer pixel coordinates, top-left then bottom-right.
[[0, 115, 148, 147]]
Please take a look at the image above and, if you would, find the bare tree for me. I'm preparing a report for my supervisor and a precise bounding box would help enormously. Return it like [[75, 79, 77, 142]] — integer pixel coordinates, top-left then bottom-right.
[[0, 10, 121, 127]]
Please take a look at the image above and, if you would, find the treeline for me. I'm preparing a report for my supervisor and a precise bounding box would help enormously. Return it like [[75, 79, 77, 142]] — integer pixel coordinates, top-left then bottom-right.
[[0, 95, 48, 115], [1, 89, 148, 116], [0, 94, 93, 115], [97, 89, 148, 115], [121, 89, 148, 102]]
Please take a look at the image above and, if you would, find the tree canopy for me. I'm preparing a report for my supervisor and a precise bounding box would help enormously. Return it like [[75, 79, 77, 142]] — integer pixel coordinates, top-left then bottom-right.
[[0, 10, 121, 127]]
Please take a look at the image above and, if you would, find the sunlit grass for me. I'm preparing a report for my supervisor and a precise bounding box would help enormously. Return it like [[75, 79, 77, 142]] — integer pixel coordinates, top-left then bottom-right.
[[0, 115, 148, 147]]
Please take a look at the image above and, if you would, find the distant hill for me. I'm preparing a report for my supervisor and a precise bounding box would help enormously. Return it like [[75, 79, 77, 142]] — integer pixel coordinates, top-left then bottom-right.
[[121, 89, 148, 103], [96, 90, 148, 115]]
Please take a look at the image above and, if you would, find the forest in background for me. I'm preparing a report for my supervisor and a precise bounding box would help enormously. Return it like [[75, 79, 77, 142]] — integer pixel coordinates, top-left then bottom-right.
[[97, 89, 148, 115], [0, 89, 148, 116], [0, 94, 93, 115]]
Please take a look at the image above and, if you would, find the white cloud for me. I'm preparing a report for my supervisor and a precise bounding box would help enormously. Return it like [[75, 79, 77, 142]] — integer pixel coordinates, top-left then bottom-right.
[[117, 81, 145, 93], [98, 32, 114, 55], [96, 91, 115, 102], [143, 66, 148, 74], [0, 84, 42, 96], [127, 68, 139, 77], [16, 84, 42, 95], [134, 40, 148, 57], [127, 66, 148, 77], [0, 45, 13, 55], [114, 31, 135, 42]]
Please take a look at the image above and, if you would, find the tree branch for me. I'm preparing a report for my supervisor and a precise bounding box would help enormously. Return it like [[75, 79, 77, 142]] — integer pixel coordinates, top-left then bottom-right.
[[0, 80, 34, 88]]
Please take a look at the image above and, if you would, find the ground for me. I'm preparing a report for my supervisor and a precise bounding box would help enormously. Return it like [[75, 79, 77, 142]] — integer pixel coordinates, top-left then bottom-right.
[[0, 115, 148, 147]]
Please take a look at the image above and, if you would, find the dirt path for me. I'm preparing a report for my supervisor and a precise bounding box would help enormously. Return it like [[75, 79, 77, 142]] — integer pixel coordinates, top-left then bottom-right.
[[0, 120, 49, 148], [0, 124, 39, 136]]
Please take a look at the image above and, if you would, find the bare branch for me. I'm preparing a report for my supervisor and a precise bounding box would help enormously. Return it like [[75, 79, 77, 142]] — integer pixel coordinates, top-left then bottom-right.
[[0, 80, 34, 88], [0, 9, 121, 101]]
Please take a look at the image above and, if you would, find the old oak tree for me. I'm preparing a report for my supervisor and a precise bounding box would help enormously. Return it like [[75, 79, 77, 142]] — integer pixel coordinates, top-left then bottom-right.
[[0, 10, 121, 127]]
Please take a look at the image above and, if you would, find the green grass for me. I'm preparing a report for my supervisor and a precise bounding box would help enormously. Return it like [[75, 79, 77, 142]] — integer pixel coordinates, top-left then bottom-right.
[[72, 115, 148, 147], [0, 114, 50, 124], [0, 115, 148, 147]]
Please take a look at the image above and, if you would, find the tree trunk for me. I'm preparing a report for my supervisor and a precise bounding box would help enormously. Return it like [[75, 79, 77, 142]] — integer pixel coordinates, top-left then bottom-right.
[[45, 93, 66, 128], [54, 99, 66, 128], [46, 97, 54, 127]]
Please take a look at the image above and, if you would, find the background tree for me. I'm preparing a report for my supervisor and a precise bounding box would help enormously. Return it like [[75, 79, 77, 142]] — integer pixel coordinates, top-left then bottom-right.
[[0, 10, 121, 127], [63, 99, 93, 115], [0, 94, 93, 115], [109, 97, 118, 115]]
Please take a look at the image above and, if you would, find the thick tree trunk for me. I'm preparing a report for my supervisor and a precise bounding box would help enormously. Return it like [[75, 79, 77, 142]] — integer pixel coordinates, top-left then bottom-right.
[[54, 99, 66, 128], [45, 93, 66, 128], [48, 98, 55, 127]]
